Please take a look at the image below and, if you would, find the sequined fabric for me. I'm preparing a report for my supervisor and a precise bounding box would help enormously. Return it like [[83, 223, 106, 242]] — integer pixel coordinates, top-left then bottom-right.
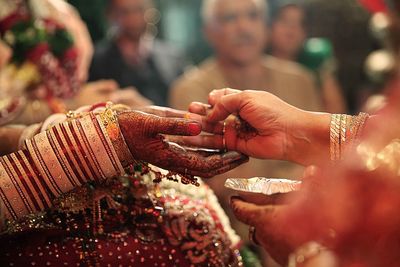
[[0, 167, 242, 267]]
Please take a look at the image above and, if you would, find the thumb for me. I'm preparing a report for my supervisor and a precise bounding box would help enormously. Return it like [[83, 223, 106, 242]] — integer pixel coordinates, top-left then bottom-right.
[[207, 92, 244, 122], [230, 196, 272, 226]]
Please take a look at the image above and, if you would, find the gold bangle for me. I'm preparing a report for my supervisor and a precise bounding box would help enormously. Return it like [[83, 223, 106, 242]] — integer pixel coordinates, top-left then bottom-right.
[[32, 132, 74, 194], [98, 103, 134, 168], [331, 113, 369, 162], [91, 112, 124, 175], [79, 115, 119, 179], [18, 150, 52, 209], [355, 112, 369, 140], [330, 114, 341, 161], [0, 156, 34, 214], [0, 160, 27, 219], [61, 121, 93, 183], [70, 119, 104, 181], [10, 152, 45, 211], [46, 128, 80, 187], [25, 139, 61, 197], [340, 114, 354, 156]]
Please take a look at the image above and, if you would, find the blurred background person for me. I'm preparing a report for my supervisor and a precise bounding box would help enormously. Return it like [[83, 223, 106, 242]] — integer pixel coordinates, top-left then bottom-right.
[[0, 0, 148, 126], [268, 2, 347, 114], [170, 0, 321, 113], [89, 0, 187, 106], [169, 0, 323, 260]]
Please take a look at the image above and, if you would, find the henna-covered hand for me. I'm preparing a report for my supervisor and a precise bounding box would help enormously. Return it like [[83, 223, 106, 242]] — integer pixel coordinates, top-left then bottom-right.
[[117, 110, 249, 178]]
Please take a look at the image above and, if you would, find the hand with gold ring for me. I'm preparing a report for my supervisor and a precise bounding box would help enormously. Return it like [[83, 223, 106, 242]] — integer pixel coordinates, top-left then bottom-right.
[[186, 88, 332, 166], [117, 107, 249, 178]]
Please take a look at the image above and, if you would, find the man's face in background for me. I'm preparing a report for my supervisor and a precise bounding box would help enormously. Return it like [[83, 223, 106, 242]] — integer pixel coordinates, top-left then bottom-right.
[[110, 0, 149, 40], [205, 0, 267, 65]]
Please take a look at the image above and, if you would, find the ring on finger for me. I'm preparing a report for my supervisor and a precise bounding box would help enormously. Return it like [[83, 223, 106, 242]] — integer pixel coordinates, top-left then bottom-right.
[[222, 120, 227, 152]]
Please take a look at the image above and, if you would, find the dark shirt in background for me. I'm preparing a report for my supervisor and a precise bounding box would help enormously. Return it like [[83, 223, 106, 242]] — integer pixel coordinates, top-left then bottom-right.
[[89, 39, 187, 106]]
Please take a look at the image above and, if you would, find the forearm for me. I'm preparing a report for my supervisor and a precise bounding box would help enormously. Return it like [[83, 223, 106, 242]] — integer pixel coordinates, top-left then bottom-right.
[[287, 111, 370, 166], [0, 111, 128, 222], [287, 111, 331, 166]]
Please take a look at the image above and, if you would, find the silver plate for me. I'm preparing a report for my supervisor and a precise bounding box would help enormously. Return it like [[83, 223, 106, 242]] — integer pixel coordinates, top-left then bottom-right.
[[224, 177, 301, 195]]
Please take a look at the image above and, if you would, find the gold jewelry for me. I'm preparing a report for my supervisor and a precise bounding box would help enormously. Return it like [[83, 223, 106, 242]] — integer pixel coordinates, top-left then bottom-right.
[[53, 124, 88, 185], [330, 114, 341, 161], [222, 120, 227, 152], [32, 132, 74, 193], [0, 160, 27, 219], [46, 128, 79, 187], [62, 121, 94, 182], [354, 112, 369, 140], [97, 103, 134, 168], [9, 152, 44, 211], [26, 138, 61, 197], [18, 150, 52, 209], [79, 115, 117, 179], [71, 119, 104, 180], [0, 156, 34, 214], [90, 112, 124, 175], [330, 113, 369, 161]]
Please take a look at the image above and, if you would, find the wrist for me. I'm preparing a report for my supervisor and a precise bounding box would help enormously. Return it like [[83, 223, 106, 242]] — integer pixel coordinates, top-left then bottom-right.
[[99, 108, 135, 168], [287, 111, 331, 166]]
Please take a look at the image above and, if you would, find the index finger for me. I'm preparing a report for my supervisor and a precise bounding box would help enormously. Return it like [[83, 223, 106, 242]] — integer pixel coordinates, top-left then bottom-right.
[[151, 116, 202, 136], [208, 88, 242, 106], [230, 197, 279, 227], [207, 92, 245, 122], [238, 192, 298, 206]]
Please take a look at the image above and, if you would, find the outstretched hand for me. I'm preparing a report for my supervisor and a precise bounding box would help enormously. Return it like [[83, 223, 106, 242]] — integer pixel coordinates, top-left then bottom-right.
[[186, 88, 331, 166], [117, 109, 249, 178]]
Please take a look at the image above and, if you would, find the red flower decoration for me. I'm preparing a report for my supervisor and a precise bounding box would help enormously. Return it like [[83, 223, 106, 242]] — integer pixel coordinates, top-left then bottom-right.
[[359, 0, 388, 13]]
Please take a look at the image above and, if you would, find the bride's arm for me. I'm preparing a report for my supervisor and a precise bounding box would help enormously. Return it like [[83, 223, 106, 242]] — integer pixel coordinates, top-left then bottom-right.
[[0, 107, 248, 223]]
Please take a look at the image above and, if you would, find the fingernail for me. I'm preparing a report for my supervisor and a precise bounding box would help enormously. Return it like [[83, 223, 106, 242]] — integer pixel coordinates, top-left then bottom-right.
[[188, 123, 201, 135], [230, 196, 243, 205]]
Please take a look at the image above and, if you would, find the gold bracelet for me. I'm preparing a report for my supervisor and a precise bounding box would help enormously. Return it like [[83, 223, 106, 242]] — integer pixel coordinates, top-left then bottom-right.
[[90, 112, 124, 175], [32, 132, 74, 194], [330, 114, 341, 161], [354, 112, 369, 140], [98, 103, 134, 168], [0, 160, 27, 220], [79, 115, 119, 179], [70, 119, 104, 181], [330, 113, 369, 161]]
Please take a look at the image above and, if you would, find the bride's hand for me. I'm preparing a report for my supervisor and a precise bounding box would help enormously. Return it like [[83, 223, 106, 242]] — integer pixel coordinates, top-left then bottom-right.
[[117, 109, 249, 178], [186, 88, 331, 166]]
